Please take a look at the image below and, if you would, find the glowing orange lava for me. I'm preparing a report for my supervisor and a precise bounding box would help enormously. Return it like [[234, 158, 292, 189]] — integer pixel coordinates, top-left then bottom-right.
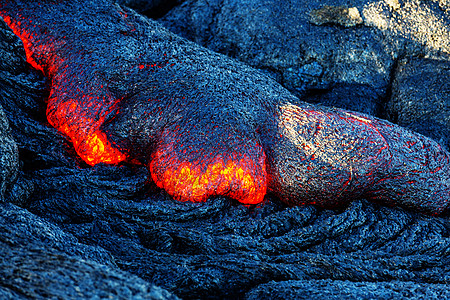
[[150, 150, 267, 204], [2, 10, 268, 204], [2, 13, 126, 166], [48, 100, 126, 166], [2, 15, 44, 73]]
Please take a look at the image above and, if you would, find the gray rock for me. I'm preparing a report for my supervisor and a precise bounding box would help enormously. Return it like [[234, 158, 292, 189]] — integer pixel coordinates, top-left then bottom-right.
[[309, 5, 363, 27], [245, 279, 450, 300], [0, 23, 19, 199], [0, 104, 18, 199], [160, 0, 450, 119], [363, 0, 450, 57], [0, 18, 178, 300], [160, 0, 396, 116], [0, 203, 178, 300], [117, 0, 185, 18], [0, 20, 74, 171], [117, 0, 163, 12], [387, 57, 450, 151]]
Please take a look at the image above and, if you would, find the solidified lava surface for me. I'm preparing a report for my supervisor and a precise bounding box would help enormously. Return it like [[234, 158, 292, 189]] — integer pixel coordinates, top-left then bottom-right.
[[0, 1, 449, 214], [2, 1, 450, 300]]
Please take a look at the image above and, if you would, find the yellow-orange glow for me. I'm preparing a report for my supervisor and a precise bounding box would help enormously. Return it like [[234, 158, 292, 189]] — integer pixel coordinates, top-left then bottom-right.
[[48, 100, 126, 166], [79, 131, 126, 165], [2, 11, 267, 203], [1, 14, 126, 166], [150, 151, 267, 205]]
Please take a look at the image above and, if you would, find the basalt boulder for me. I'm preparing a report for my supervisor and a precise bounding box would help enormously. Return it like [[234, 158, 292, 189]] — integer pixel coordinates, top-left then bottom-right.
[[160, 0, 450, 143], [387, 57, 450, 151]]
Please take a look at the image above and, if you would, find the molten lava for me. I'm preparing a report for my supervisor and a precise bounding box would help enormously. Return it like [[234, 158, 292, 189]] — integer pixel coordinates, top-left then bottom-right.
[[48, 100, 126, 166], [2, 10, 126, 166], [150, 149, 267, 204], [1, 0, 450, 215]]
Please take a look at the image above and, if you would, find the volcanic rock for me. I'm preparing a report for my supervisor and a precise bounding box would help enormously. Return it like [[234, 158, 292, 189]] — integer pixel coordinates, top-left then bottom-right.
[[1, 1, 450, 299]]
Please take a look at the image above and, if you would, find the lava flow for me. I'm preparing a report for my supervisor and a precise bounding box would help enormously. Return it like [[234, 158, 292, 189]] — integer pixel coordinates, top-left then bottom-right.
[[1, 10, 126, 166], [150, 136, 267, 204], [1, 0, 449, 215]]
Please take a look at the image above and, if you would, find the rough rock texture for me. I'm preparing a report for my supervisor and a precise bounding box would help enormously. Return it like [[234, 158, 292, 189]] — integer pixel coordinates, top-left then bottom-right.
[[160, 0, 450, 136], [117, 0, 184, 17], [0, 1, 450, 299], [0, 20, 20, 199], [309, 5, 364, 27], [160, 0, 396, 116], [387, 57, 450, 151], [0, 105, 18, 199], [2, 0, 450, 214], [0, 203, 178, 300], [117, 0, 163, 12], [0, 20, 178, 300], [245, 280, 450, 300]]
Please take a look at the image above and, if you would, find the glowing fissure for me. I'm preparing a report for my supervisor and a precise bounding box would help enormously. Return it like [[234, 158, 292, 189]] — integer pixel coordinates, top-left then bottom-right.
[[1, 11, 127, 166]]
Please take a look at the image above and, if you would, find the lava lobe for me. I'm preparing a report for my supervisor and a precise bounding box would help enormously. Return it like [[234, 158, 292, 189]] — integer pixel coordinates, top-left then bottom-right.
[[1, 0, 449, 214]]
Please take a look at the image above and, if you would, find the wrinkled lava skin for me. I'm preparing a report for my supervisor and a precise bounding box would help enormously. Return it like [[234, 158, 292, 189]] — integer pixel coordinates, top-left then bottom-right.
[[1, 0, 449, 214]]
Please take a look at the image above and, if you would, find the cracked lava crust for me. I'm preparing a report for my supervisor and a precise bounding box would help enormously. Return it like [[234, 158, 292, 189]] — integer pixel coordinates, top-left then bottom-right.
[[1, 0, 450, 215]]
